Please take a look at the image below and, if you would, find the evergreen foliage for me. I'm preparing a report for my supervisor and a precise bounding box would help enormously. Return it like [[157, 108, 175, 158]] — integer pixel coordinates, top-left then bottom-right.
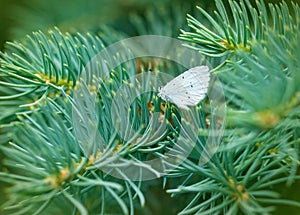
[[0, 0, 299, 214]]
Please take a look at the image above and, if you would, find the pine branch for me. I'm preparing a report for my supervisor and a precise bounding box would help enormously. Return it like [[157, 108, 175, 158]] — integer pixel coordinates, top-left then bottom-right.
[[164, 0, 300, 214], [0, 98, 148, 214], [179, 0, 300, 58], [0, 28, 200, 214]]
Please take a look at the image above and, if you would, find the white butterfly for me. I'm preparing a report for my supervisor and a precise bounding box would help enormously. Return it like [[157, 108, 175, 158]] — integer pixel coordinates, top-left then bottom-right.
[[158, 66, 210, 110]]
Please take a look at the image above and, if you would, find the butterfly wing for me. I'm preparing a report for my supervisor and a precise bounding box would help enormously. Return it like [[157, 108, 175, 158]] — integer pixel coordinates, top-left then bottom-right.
[[160, 66, 210, 109]]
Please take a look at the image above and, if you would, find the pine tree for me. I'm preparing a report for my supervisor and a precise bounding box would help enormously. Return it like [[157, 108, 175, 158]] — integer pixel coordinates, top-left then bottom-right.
[[0, 0, 300, 214]]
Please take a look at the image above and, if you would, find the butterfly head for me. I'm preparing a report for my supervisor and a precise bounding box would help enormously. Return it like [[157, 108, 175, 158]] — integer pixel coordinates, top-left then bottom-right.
[[158, 86, 167, 101]]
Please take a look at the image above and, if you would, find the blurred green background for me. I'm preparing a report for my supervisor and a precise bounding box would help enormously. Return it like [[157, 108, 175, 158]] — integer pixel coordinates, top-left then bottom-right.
[[0, 0, 299, 214], [0, 0, 199, 50]]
